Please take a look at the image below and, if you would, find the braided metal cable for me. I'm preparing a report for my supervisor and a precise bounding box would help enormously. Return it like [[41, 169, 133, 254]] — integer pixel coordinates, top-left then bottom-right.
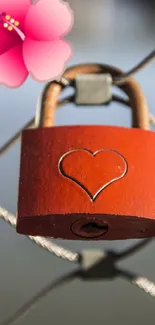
[[113, 49, 155, 85], [1, 204, 155, 304], [0, 89, 155, 262], [0, 206, 79, 263], [133, 277, 155, 297], [0, 76, 155, 313], [0, 94, 80, 263]]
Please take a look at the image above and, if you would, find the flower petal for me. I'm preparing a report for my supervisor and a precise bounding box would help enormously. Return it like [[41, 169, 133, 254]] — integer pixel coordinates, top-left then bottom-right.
[[0, 0, 31, 28], [0, 45, 28, 88], [0, 0, 31, 54], [23, 38, 72, 81], [0, 27, 21, 55], [24, 0, 73, 41]]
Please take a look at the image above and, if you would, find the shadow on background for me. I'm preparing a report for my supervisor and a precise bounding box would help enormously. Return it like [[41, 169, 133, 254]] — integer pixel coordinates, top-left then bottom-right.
[[1, 238, 152, 325]]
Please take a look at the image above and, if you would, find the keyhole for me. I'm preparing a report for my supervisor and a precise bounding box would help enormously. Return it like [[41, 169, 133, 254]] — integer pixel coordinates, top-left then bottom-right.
[[81, 222, 108, 233], [71, 218, 109, 238]]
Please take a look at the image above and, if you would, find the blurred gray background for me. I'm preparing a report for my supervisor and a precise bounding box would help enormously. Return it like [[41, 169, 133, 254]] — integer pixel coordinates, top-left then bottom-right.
[[0, 0, 155, 324]]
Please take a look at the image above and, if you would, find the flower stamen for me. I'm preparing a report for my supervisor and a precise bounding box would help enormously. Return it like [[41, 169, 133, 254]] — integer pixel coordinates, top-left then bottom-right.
[[0, 12, 25, 41], [5, 15, 10, 20]]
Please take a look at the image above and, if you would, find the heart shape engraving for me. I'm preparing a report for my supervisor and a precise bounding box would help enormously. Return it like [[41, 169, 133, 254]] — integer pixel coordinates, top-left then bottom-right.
[[58, 148, 128, 202]]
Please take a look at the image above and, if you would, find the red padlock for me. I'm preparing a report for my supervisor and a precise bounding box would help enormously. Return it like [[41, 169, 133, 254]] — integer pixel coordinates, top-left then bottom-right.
[[17, 63, 155, 240]]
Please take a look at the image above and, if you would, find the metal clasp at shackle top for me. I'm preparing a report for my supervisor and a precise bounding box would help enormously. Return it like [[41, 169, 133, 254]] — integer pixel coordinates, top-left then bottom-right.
[[35, 63, 150, 130]]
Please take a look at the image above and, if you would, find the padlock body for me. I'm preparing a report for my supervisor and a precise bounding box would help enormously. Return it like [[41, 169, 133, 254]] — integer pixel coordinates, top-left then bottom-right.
[[17, 125, 155, 240]]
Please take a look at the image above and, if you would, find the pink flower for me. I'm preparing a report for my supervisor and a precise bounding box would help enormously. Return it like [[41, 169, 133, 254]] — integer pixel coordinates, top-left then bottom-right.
[[0, 0, 73, 88]]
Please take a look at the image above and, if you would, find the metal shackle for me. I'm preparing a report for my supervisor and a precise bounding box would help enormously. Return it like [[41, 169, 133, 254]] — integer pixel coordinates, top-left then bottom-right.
[[36, 63, 150, 129]]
